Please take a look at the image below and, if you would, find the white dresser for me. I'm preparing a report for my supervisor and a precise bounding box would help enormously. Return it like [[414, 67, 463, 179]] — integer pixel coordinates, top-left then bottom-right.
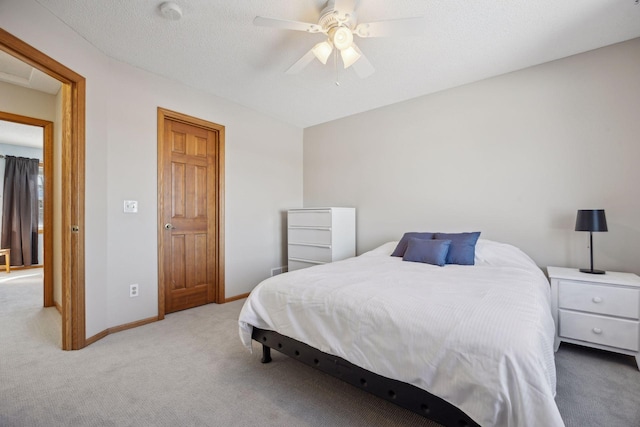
[[287, 208, 356, 271], [548, 266, 640, 369]]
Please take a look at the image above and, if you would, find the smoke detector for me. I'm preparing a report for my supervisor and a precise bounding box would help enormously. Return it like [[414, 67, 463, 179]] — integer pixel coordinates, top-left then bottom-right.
[[159, 2, 182, 21]]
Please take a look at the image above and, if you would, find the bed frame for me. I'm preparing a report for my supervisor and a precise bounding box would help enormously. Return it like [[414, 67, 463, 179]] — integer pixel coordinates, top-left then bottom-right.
[[252, 327, 480, 427]]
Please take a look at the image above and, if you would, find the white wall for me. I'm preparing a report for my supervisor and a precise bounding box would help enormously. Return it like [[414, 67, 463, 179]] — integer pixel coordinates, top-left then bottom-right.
[[104, 58, 302, 326], [0, 81, 57, 119], [304, 38, 640, 275], [53, 89, 63, 306], [1, 0, 303, 337]]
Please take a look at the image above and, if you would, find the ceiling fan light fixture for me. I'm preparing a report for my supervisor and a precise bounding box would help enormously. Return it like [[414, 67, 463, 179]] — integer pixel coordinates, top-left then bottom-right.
[[312, 41, 333, 65], [340, 45, 361, 68], [331, 26, 353, 51]]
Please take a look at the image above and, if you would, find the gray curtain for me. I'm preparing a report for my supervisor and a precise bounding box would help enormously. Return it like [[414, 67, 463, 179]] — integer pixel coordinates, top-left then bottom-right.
[[1, 156, 39, 266]]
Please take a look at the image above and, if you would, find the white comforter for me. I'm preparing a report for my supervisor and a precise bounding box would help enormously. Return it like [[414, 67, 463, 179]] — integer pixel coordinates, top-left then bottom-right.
[[238, 240, 564, 427]]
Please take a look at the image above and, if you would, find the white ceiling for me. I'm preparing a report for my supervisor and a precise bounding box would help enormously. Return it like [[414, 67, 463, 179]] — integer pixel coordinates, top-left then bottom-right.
[[31, 0, 640, 128], [0, 50, 56, 149], [0, 120, 43, 148], [0, 50, 61, 95]]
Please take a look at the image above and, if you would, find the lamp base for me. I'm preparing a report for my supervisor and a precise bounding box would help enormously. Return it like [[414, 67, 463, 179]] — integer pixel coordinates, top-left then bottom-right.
[[579, 268, 606, 275]]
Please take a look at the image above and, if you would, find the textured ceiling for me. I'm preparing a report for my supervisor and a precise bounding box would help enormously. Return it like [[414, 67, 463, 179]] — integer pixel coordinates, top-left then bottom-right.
[[33, 0, 640, 128]]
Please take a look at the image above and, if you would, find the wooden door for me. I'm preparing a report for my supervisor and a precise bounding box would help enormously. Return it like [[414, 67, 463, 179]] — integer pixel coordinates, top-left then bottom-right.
[[158, 110, 224, 315]]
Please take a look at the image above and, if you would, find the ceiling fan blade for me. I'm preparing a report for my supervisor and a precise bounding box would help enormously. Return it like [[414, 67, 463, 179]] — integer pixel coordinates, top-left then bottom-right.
[[285, 49, 317, 75], [350, 44, 374, 78], [253, 16, 323, 33], [354, 17, 425, 38]]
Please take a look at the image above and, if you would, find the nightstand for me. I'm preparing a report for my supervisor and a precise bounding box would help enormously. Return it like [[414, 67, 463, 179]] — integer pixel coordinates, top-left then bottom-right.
[[548, 266, 640, 369]]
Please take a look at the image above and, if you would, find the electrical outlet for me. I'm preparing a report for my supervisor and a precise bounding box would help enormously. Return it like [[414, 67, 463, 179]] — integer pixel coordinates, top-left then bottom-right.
[[129, 284, 139, 298]]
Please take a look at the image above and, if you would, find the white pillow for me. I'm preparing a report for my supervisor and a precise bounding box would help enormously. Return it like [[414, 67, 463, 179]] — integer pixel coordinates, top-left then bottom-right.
[[474, 239, 538, 269]]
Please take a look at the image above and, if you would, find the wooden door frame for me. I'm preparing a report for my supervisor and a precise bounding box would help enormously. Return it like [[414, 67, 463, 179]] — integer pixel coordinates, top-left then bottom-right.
[[0, 29, 86, 350], [157, 107, 225, 320], [0, 111, 54, 306]]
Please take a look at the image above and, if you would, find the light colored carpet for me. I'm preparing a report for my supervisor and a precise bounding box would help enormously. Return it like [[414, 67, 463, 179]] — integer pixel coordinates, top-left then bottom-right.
[[0, 270, 60, 348], [1, 273, 639, 426], [554, 343, 640, 426]]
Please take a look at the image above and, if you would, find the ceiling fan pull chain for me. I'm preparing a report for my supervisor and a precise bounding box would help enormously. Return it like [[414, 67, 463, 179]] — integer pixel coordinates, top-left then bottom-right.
[[334, 49, 340, 86]]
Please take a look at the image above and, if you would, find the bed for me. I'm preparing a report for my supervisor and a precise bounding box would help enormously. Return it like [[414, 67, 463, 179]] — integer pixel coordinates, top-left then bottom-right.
[[238, 239, 564, 426]]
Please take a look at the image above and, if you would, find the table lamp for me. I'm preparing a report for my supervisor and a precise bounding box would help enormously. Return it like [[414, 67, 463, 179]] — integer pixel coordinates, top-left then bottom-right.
[[575, 209, 607, 274]]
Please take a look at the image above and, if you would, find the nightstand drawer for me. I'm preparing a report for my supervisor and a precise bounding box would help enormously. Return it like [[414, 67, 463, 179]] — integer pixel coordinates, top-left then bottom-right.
[[559, 280, 640, 319], [559, 310, 640, 351]]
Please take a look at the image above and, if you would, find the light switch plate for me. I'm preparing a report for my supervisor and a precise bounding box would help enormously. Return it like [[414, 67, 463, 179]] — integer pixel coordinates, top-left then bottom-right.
[[123, 200, 138, 213]]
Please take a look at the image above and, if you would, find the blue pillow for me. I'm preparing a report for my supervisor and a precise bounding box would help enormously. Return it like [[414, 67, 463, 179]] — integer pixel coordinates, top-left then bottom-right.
[[391, 232, 434, 257], [434, 232, 481, 265], [402, 238, 451, 266]]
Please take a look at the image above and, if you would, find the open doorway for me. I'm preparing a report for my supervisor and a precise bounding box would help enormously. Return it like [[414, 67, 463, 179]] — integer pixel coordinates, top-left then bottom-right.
[[0, 117, 53, 305], [0, 28, 86, 350]]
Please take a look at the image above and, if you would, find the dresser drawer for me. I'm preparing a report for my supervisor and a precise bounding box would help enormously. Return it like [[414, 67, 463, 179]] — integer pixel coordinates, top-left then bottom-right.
[[288, 258, 324, 271], [288, 210, 332, 227], [288, 227, 332, 245], [288, 243, 332, 263], [559, 310, 640, 351], [559, 280, 640, 319]]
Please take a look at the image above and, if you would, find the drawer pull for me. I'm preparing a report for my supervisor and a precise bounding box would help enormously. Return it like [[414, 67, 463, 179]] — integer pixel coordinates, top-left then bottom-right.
[[592, 296, 603, 303], [592, 327, 603, 335], [288, 257, 325, 265], [289, 242, 331, 249], [289, 226, 331, 231]]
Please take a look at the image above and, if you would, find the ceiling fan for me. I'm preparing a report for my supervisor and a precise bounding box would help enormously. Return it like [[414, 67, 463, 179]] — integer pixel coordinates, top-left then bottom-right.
[[254, 0, 424, 78]]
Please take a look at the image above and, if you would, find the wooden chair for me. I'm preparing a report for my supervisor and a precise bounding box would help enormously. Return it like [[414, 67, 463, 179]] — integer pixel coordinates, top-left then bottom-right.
[[0, 248, 10, 273]]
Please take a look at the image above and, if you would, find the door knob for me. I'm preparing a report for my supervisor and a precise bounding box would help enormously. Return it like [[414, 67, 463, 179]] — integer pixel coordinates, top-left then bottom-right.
[[164, 223, 174, 230]]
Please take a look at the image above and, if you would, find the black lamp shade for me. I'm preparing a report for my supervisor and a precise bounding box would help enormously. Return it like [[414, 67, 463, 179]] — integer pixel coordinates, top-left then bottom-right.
[[575, 209, 608, 232]]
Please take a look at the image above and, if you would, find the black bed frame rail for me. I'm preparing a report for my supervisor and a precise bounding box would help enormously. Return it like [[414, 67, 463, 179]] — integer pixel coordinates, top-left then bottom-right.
[[252, 328, 480, 427]]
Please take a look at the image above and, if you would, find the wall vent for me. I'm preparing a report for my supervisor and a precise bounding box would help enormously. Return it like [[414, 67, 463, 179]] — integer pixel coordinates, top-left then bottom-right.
[[271, 266, 288, 276]]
